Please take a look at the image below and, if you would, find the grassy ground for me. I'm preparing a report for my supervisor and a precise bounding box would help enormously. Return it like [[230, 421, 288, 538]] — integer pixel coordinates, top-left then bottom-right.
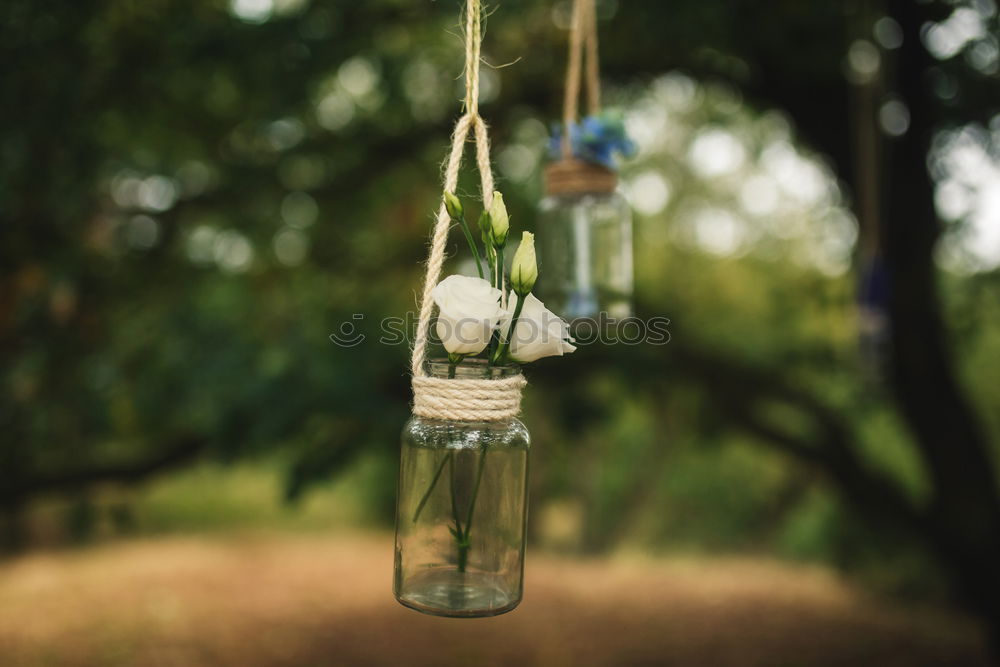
[[0, 531, 988, 667]]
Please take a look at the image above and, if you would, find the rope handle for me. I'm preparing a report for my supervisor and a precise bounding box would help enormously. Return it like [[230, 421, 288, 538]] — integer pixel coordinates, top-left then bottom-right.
[[561, 0, 602, 160], [410, 0, 501, 379]]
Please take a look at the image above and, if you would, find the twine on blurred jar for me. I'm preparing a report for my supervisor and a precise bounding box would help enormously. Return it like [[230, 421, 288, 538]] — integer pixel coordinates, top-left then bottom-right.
[[546, 0, 617, 197], [410, 0, 526, 421]]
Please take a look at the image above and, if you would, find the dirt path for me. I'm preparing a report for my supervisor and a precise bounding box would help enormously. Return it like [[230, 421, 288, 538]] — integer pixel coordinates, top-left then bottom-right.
[[0, 533, 988, 666]]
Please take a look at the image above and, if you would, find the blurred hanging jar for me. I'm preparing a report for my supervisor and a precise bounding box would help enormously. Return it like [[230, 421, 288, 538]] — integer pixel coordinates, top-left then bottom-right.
[[394, 360, 530, 617], [538, 0, 636, 321], [537, 156, 633, 320]]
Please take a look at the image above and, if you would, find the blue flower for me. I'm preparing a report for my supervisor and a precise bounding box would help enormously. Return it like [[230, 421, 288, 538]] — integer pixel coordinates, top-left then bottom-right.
[[549, 111, 636, 170]]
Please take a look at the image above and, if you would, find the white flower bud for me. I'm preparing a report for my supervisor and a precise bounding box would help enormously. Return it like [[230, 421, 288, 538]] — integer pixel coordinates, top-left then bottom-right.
[[510, 231, 537, 296], [488, 191, 509, 246], [444, 192, 463, 220]]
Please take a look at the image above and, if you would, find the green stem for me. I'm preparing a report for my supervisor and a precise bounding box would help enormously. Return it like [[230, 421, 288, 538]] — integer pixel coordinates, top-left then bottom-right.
[[486, 244, 496, 288], [463, 445, 489, 545], [447, 353, 464, 378], [493, 291, 526, 365], [483, 243, 506, 371], [455, 212, 484, 280], [479, 210, 496, 285], [448, 453, 471, 573], [448, 454, 462, 532], [456, 538, 469, 573], [409, 449, 472, 572], [495, 244, 504, 291], [411, 451, 452, 524], [455, 445, 491, 574]]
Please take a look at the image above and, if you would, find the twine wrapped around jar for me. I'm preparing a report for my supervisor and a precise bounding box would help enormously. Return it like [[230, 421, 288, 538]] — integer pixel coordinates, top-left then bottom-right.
[[409, 0, 526, 422], [544, 159, 617, 197], [411, 375, 526, 421]]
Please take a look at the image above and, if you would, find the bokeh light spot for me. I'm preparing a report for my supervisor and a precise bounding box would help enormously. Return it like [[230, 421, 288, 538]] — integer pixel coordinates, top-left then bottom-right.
[[213, 230, 254, 273], [273, 228, 309, 266], [126, 215, 160, 250], [280, 191, 319, 229], [138, 176, 178, 212], [498, 145, 538, 183], [846, 40, 880, 84], [317, 92, 354, 131], [627, 171, 671, 216], [688, 129, 746, 178], [230, 0, 273, 24], [338, 57, 380, 98], [874, 16, 903, 50], [879, 99, 910, 137]]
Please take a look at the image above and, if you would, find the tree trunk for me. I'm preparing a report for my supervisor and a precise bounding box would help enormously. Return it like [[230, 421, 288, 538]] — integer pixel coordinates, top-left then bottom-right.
[[885, 0, 1000, 652]]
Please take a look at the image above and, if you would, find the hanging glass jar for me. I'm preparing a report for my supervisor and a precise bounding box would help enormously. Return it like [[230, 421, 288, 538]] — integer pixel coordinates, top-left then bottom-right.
[[394, 360, 531, 618], [537, 160, 633, 320]]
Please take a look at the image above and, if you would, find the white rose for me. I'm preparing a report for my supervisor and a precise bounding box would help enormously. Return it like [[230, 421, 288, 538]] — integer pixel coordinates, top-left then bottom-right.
[[502, 292, 576, 363], [432, 275, 505, 356]]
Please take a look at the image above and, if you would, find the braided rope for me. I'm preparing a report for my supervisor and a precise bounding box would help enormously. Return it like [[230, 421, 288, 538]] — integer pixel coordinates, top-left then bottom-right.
[[561, 0, 602, 160], [409, 0, 525, 422]]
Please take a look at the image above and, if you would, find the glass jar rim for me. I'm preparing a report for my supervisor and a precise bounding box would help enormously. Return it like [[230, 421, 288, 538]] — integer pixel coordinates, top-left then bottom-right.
[[427, 358, 521, 379]]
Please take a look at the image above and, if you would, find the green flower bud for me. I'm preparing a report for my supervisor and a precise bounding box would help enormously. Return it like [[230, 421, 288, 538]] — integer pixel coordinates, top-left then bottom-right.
[[477, 209, 491, 244], [443, 191, 464, 220], [510, 231, 537, 296], [488, 191, 509, 246]]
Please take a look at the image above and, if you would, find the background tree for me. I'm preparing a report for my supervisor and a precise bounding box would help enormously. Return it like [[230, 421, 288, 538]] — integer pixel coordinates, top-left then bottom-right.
[[2, 0, 998, 650]]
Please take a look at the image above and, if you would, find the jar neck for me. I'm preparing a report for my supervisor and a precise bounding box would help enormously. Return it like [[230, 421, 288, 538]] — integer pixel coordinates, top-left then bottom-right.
[[427, 358, 520, 379]]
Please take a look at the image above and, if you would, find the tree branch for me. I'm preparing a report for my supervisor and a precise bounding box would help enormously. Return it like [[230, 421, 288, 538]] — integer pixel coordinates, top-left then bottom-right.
[[535, 339, 927, 542], [1, 434, 207, 504]]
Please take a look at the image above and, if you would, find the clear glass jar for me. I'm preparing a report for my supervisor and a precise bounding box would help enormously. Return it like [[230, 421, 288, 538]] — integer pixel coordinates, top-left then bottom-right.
[[537, 176, 633, 320], [394, 360, 530, 617]]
